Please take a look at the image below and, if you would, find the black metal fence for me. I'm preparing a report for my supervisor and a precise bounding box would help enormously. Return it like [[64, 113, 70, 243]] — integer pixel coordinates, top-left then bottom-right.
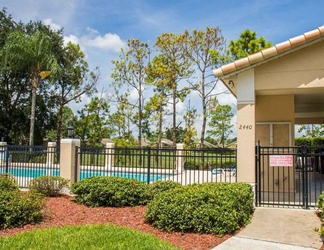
[[0, 145, 59, 188], [255, 143, 324, 208], [0, 143, 236, 188], [76, 146, 237, 185]]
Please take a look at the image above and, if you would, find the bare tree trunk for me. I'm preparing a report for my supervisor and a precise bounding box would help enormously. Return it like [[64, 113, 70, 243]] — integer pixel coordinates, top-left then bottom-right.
[[172, 86, 177, 147], [201, 98, 207, 149], [29, 87, 37, 146], [56, 104, 64, 145]]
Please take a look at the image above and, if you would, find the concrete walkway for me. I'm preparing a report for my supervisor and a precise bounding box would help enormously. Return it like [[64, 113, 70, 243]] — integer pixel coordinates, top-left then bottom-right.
[[213, 207, 323, 250]]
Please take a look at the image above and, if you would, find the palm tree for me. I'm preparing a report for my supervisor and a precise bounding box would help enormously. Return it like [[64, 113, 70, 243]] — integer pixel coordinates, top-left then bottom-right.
[[4, 30, 60, 145]]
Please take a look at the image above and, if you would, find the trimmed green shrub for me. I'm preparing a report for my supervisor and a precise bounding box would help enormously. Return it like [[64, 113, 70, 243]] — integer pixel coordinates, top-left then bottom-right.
[[0, 174, 19, 192], [144, 182, 253, 236], [312, 137, 324, 147], [295, 137, 312, 147], [0, 190, 44, 229], [317, 191, 324, 237], [28, 176, 69, 197], [146, 181, 182, 200], [317, 192, 324, 209], [70, 176, 148, 207]]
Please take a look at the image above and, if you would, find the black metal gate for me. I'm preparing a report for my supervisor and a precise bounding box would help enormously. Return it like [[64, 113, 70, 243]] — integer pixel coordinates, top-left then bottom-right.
[[255, 142, 324, 208]]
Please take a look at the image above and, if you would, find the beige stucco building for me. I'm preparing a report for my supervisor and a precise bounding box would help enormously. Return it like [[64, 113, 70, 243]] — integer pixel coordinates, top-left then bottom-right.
[[214, 26, 324, 188]]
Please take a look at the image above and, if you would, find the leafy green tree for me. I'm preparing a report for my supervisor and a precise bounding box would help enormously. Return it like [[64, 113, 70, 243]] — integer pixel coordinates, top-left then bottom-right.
[[227, 29, 272, 61], [0, 9, 28, 143], [53, 42, 98, 144], [145, 54, 173, 147], [76, 95, 112, 146], [111, 39, 150, 146], [207, 104, 234, 148], [298, 125, 324, 138], [164, 126, 185, 144], [4, 30, 60, 145], [183, 102, 198, 149], [182, 26, 226, 148], [154, 33, 193, 146], [108, 92, 134, 139], [45, 106, 77, 141], [0, 10, 95, 145]]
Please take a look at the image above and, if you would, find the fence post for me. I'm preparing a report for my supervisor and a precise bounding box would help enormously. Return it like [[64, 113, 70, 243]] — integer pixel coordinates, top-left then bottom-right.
[[105, 143, 115, 170], [46, 142, 56, 167], [147, 147, 151, 184], [301, 146, 308, 209], [0, 141, 6, 164], [176, 144, 185, 173], [255, 141, 261, 207], [60, 139, 80, 183]]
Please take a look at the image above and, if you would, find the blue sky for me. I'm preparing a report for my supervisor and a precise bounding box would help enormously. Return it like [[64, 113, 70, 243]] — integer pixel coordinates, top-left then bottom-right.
[[2, 0, 323, 138]]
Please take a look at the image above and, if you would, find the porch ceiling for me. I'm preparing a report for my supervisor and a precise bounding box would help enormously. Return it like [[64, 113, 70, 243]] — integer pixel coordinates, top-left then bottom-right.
[[256, 88, 324, 123]]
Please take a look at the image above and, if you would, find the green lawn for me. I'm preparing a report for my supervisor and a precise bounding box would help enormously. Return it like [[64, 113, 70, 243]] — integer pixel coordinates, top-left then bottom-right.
[[0, 224, 179, 250]]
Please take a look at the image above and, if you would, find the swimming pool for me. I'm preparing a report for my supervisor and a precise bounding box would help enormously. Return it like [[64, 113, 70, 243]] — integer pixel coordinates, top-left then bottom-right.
[[0, 167, 172, 182]]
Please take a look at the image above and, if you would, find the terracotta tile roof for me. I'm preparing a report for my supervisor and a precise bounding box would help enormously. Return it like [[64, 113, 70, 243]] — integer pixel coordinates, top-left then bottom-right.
[[214, 26, 324, 77]]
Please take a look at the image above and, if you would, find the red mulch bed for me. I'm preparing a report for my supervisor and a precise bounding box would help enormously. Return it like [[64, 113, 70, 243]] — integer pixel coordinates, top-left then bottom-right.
[[0, 195, 231, 250]]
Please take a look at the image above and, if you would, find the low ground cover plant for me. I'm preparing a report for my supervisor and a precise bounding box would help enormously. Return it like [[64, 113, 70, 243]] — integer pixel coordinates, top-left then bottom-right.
[[28, 176, 69, 197], [144, 182, 254, 236], [0, 224, 179, 250]]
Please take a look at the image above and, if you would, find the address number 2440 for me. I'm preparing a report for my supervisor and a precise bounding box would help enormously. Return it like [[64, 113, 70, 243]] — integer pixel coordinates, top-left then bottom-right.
[[239, 125, 252, 130]]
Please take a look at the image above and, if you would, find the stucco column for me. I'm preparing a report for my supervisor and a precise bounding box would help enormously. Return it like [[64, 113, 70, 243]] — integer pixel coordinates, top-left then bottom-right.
[[46, 142, 56, 167], [236, 69, 256, 184], [105, 142, 115, 169], [237, 104, 255, 183], [60, 139, 80, 183], [176, 144, 185, 173], [0, 142, 6, 164]]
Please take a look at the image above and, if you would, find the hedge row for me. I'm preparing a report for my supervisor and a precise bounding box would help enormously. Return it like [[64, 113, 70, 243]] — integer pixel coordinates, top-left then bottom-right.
[[70, 177, 254, 235], [295, 137, 324, 147], [70, 177, 181, 207]]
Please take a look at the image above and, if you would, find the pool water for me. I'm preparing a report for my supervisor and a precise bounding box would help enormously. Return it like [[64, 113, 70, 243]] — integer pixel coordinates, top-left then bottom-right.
[[0, 167, 60, 178], [0, 167, 172, 182], [81, 170, 171, 182]]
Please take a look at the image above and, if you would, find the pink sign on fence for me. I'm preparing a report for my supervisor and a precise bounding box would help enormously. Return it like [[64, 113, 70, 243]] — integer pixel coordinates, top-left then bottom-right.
[[269, 155, 293, 167]]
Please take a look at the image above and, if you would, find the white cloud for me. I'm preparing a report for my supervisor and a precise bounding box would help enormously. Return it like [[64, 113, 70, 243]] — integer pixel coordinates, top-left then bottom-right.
[[176, 101, 185, 114], [128, 88, 139, 103], [43, 18, 61, 31], [86, 27, 99, 35], [63, 34, 80, 46], [82, 33, 125, 52]]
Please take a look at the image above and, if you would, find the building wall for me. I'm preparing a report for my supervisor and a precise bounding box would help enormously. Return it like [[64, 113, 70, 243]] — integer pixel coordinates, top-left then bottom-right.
[[255, 94, 295, 144], [255, 40, 324, 91], [234, 40, 324, 188]]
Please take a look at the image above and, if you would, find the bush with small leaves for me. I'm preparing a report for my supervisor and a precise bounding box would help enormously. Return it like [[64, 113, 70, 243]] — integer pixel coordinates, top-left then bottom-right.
[[70, 176, 148, 207], [28, 176, 69, 197], [144, 182, 254, 236], [0, 174, 19, 192], [317, 191, 324, 237], [0, 190, 44, 229], [146, 180, 182, 201]]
